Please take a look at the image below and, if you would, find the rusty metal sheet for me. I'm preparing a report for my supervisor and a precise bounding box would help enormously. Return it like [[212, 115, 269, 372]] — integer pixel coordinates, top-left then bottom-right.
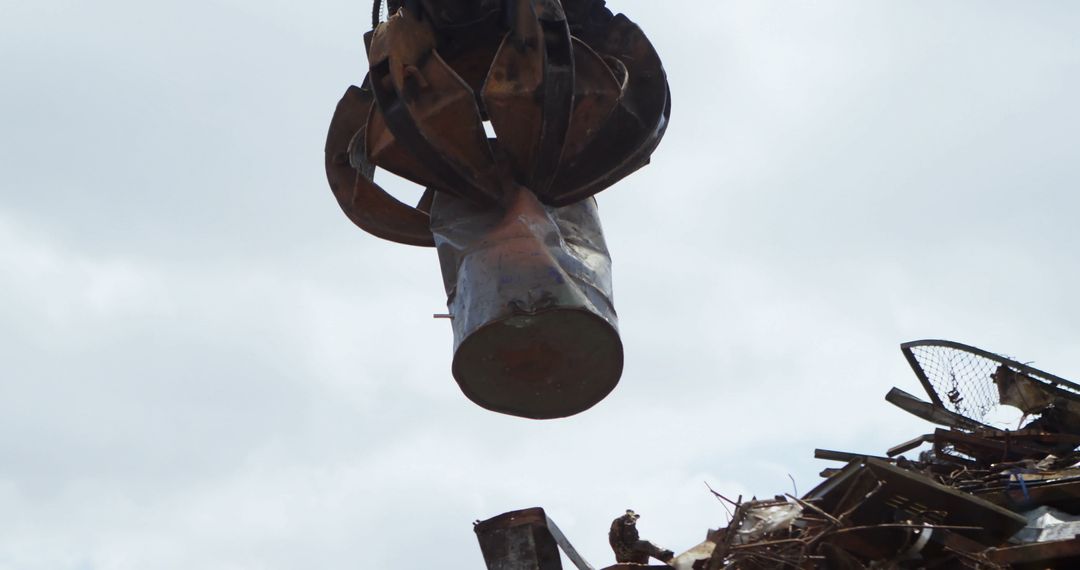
[[324, 84, 434, 247], [560, 38, 623, 171], [431, 185, 621, 419]]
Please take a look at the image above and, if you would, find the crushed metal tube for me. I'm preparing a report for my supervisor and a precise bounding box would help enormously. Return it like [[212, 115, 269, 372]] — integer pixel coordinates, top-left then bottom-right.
[[474, 340, 1080, 568]]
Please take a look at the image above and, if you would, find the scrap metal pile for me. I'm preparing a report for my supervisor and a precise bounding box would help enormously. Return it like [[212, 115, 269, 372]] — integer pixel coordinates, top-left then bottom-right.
[[474, 340, 1080, 569]]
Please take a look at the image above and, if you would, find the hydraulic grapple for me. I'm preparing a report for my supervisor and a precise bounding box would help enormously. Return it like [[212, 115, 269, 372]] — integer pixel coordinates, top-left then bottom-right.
[[325, 0, 670, 418]]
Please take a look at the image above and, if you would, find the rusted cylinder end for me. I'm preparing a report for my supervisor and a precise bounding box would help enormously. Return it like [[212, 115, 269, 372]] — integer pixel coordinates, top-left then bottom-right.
[[453, 308, 623, 419], [432, 187, 622, 419]]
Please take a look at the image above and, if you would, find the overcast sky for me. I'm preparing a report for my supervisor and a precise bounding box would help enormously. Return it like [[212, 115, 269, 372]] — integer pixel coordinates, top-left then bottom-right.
[[2, 1, 1079, 568]]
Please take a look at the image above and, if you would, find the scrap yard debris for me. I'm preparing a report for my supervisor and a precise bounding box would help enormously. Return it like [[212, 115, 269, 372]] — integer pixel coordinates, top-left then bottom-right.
[[474, 340, 1080, 569]]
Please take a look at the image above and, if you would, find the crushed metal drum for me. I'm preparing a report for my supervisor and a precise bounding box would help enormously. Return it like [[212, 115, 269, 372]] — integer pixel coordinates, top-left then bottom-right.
[[324, 0, 670, 418]]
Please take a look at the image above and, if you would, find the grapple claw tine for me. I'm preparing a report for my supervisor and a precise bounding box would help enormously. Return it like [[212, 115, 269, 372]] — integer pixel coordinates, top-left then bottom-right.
[[365, 102, 447, 192], [325, 84, 435, 247], [542, 36, 623, 202], [326, 2, 671, 418], [549, 15, 671, 206], [482, 0, 574, 196], [369, 8, 503, 206]]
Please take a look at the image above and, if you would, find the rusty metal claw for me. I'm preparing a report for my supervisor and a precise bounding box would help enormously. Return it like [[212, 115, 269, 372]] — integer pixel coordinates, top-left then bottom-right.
[[549, 14, 670, 206], [559, 37, 622, 184], [325, 84, 435, 247], [481, 1, 547, 189]]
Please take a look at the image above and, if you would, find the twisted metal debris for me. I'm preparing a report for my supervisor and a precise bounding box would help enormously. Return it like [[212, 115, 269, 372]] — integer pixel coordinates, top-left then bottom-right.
[[475, 341, 1080, 568], [325, 0, 669, 419]]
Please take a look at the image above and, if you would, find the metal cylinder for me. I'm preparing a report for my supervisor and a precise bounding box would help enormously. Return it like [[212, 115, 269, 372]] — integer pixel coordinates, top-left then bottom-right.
[[431, 186, 622, 419]]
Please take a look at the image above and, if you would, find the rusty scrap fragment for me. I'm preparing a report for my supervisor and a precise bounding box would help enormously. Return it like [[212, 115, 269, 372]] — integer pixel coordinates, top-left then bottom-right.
[[474, 340, 1080, 568], [325, 0, 670, 419]]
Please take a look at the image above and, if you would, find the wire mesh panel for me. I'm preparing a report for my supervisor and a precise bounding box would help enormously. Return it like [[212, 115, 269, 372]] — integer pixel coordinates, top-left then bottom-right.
[[901, 340, 1080, 423]]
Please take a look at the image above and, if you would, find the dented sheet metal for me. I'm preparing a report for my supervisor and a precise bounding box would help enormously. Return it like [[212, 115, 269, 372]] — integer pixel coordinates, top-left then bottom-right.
[[325, 0, 669, 418]]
